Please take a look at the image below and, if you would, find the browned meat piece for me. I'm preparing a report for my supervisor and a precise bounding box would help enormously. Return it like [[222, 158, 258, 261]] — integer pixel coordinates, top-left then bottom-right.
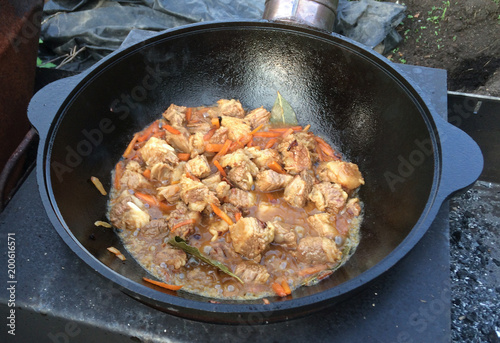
[[109, 191, 150, 230], [244, 106, 271, 129], [308, 182, 348, 214], [346, 198, 362, 216], [234, 262, 270, 284], [170, 161, 186, 183], [189, 132, 205, 157], [227, 188, 257, 209], [307, 213, 339, 239], [185, 155, 211, 179], [167, 203, 201, 239], [268, 221, 297, 249], [164, 126, 191, 153], [157, 184, 181, 203], [278, 136, 312, 175], [209, 127, 229, 145], [140, 137, 179, 168], [229, 217, 275, 261], [208, 99, 245, 118], [316, 161, 365, 191], [283, 171, 315, 208], [120, 161, 151, 190], [153, 245, 187, 269], [219, 150, 259, 178], [255, 169, 293, 192], [139, 218, 169, 239], [227, 162, 255, 191], [162, 104, 186, 126], [179, 175, 219, 212], [206, 240, 240, 264], [221, 203, 242, 223], [208, 220, 229, 241], [150, 162, 172, 181], [202, 173, 230, 201], [220, 116, 251, 141], [293, 131, 316, 152], [186, 121, 211, 135], [295, 237, 342, 265], [215, 181, 231, 201], [244, 147, 281, 170]]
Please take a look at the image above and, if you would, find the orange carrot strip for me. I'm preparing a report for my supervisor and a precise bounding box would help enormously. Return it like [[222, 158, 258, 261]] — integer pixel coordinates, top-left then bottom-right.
[[268, 126, 302, 132], [143, 277, 183, 291], [272, 282, 287, 297], [158, 201, 176, 212], [235, 212, 242, 222], [185, 171, 200, 181], [142, 169, 151, 179], [246, 136, 254, 147], [281, 128, 294, 138], [281, 280, 292, 295], [171, 180, 180, 185], [171, 219, 196, 232], [249, 124, 264, 135], [211, 117, 221, 128], [213, 139, 232, 160], [210, 203, 234, 226], [302, 124, 311, 132], [267, 161, 287, 174], [164, 124, 181, 135], [205, 143, 224, 152], [204, 128, 217, 141], [123, 133, 139, 158], [137, 120, 160, 142], [185, 107, 192, 122], [265, 138, 278, 149], [314, 137, 335, 156], [298, 265, 328, 277], [316, 145, 325, 162], [213, 160, 227, 177], [134, 192, 157, 206], [114, 162, 124, 190], [177, 153, 190, 161], [252, 131, 282, 138], [152, 130, 165, 138]]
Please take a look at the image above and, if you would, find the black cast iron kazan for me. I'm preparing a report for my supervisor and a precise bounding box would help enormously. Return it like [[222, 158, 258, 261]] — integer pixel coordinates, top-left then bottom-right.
[[28, 21, 482, 323]]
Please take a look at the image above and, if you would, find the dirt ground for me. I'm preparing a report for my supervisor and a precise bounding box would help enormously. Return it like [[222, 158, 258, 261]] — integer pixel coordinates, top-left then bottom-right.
[[386, 0, 500, 96]]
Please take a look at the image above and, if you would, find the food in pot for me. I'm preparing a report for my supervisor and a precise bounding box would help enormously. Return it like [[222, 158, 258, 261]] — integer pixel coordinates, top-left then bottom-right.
[[107, 98, 364, 299]]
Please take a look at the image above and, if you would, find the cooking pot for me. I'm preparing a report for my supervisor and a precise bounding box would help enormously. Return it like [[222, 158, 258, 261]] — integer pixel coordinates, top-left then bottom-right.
[[27, 17, 482, 323]]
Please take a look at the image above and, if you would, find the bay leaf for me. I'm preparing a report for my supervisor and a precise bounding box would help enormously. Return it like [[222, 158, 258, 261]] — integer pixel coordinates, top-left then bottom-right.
[[270, 91, 298, 126], [168, 236, 244, 284]]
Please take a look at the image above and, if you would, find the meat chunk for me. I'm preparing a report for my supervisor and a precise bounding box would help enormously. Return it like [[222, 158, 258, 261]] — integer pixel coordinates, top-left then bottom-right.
[[234, 262, 270, 284], [308, 182, 348, 214], [215, 181, 230, 201], [185, 155, 211, 179], [157, 184, 181, 203], [120, 161, 151, 190], [150, 162, 172, 181], [227, 162, 255, 191], [209, 127, 229, 145], [209, 99, 245, 118], [255, 169, 293, 192], [220, 116, 251, 141], [268, 221, 297, 249], [139, 218, 169, 239], [293, 131, 316, 152], [153, 245, 187, 270], [221, 203, 242, 223], [167, 203, 201, 239], [201, 173, 230, 201], [296, 237, 341, 265], [227, 188, 257, 209], [346, 198, 362, 216], [219, 149, 258, 176], [189, 132, 205, 157], [208, 220, 229, 241], [278, 136, 312, 175], [244, 147, 281, 170], [283, 171, 315, 208], [229, 217, 275, 261], [109, 192, 150, 230], [179, 175, 219, 212], [162, 104, 186, 126], [244, 106, 271, 129], [186, 121, 211, 135], [164, 126, 191, 153], [206, 240, 240, 264], [316, 161, 365, 191], [140, 137, 178, 168], [170, 162, 186, 183], [307, 213, 339, 239]]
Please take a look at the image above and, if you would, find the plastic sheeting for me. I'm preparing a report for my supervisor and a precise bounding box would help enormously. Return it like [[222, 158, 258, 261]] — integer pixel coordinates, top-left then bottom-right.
[[39, 0, 406, 71]]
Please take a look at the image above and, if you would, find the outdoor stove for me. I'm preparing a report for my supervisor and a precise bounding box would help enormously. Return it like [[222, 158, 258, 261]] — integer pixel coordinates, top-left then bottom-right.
[[0, 58, 453, 342]]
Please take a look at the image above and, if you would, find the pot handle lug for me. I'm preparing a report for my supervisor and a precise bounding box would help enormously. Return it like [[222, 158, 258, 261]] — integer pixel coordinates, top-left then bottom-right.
[[436, 117, 483, 199], [28, 74, 84, 139]]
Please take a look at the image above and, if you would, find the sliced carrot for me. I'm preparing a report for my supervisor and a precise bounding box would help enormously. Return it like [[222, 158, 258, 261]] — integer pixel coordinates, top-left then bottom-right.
[[316, 144, 325, 162], [158, 201, 176, 212], [152, 130, 166, 138], [185, 107, 192, 122], [235, 212, 242, 222], [137, 120, 160, 142], [298, 264, 328, 277], [249, 124, 264, 135], [268, 126, 302, 132], [185, 171, 200, 182], [123, 133, 139, 158], [210, 203, 234, 226], [205, 143, 224, 152], [213, 139, 232, 160], [164, 124, 181, 135], [114, 162, 125, 190], [171, 218, 197, 232], [314, 137, 337, 158], [143, 277, 183, 291], [134, 192, 157, 207], [204, 128, 217, 141], [272, 282, 287, 297], [281, 128, 294, 138], [246, 136, 254, 147], [213, 160, 227, 177], [211, 117, 221, 128], [267, 161, 287, 175], [252, 131, 282, 138], [265, 138, 278, 149], [177, 153, 190, 161], [142, 169, 151, 179], [281, 280, 292, 295], [302, 124, 311, 132]]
